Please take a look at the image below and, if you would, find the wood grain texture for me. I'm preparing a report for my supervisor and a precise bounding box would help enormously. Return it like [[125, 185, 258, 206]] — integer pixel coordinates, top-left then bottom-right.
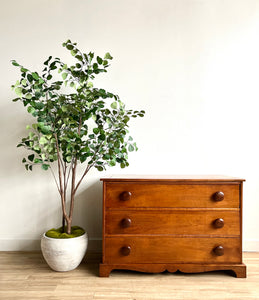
[[99, 263, 246, 278], [105, 209, 240, 235], [101, 175, 245, 181], [105, 183, 240, 208], [101, 176, 245, 278], [1, 252, 257, 299], [104, 237, 241, 264]]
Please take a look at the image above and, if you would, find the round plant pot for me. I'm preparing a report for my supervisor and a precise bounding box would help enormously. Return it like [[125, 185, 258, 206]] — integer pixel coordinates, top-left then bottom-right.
[[41, 232, 88, 272]]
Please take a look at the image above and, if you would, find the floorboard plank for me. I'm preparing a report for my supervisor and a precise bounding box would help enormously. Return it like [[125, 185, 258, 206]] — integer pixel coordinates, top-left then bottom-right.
[[0, 252, 258, 299]]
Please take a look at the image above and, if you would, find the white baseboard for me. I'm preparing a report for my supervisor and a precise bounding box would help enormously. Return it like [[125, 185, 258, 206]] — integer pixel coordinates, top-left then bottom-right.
[[0, 238, 258, 252], [0, 238, 102, 252]]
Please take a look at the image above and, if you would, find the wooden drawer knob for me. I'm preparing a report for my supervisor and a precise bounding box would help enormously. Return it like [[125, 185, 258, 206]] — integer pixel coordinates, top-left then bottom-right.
[[120, 246, 131, 256], [120, 218, 132, 228], [213, 191, 224, 202], [213, 218, 224, 228], [213, 245, 224, 256], [119, 191, 132, 201]]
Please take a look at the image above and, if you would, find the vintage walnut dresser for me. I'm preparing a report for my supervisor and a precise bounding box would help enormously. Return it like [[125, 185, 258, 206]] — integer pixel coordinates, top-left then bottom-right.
[[99, 175, 246, 277]]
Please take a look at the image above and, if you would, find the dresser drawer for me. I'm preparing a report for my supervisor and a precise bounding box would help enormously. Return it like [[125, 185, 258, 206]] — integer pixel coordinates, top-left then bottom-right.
[[105, 183, 240, 208], [104, 237, 241, 264], [105, 210, 240, 236]]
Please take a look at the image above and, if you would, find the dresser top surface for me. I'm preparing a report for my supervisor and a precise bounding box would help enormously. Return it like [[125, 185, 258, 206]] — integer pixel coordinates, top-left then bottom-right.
[[100, 175, 245, 182]]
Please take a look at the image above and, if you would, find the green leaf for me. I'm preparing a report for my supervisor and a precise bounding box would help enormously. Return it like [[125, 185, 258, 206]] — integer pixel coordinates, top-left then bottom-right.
[[44, 56, 52, 65], [66, 44, 73, 50], [34, 158, 43, 163], [22, 158, 26, 163], [111, 102, 117, 109], [41, 164, 49, 170], [61, 105, 68, 112], [40, 125, 51, 134], [114, 141, 120, 148], [33, 145, 40, 151], [25, 93, 32, 100], [123, 116, 130, 123], [11, 60, 20, 66], [66, 156, 72, 163], [15, 87, 23, 97], [21, 79, 27, 86], [50, 62, 57, 70], [27, 74, 33, 82], [39, 136, 48, 145], [34, 102, 44, 109], [62, 72, 68, 80], [104, 52, 113, 60], [120, 162, 126, 168], [28, 154, 34, 162], [21, 67, 28, 73], [128, 144, 134, 152], [71, 50, 77, 56], [75, 54, 83, 61], [35, 91, 41, 98], [93, 128, 99, 134], [29, 132, 34, 139], [32, 72, 39, 80], [97, 56, 103, 64], [87, 82, 93, 88], [27, 106, 35, 114], [109, 160, 116, 167], [98, 134, 106, 141]]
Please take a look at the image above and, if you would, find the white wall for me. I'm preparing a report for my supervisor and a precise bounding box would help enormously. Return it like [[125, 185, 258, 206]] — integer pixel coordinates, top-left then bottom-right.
[[1, 0, 259, 251]]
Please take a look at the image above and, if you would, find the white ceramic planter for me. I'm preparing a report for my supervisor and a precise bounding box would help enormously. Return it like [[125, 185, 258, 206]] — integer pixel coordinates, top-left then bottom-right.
[[41, 232, 88, 272]]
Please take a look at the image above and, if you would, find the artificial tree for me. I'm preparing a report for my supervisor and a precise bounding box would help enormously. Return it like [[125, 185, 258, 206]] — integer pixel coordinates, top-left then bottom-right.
[[11, 40, 145, 235]]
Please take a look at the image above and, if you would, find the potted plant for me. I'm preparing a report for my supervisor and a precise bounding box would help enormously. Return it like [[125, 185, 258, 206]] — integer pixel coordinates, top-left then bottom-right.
[[11, 40, 145, 271]]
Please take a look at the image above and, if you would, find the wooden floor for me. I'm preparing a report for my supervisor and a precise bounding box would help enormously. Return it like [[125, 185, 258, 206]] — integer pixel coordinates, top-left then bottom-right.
[[0, 252, 258, 300]]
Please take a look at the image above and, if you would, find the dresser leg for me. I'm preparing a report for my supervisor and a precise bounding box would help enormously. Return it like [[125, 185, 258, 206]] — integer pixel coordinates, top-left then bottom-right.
[[231, 264, 247, 278], [99, 264, 112, 277]]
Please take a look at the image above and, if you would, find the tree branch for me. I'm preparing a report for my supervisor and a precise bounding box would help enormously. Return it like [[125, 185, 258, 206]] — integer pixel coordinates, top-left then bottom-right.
[[54, 133, 69, 223], [74, 164, 92, 194], [49, 166, 61, 194]]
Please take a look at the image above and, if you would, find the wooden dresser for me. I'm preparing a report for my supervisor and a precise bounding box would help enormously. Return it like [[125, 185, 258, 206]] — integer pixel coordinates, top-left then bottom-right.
[[99, 175, 246, 277]]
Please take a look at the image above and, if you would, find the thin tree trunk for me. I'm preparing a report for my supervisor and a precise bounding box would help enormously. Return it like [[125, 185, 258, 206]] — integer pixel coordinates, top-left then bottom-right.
[[67, 159, 77, 234], [62, 163, 67, 233], [66, 117, 82, 235], [62, 217, 66, 233], [66, 219, 72, 235], [54, 133, 69, 233]]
